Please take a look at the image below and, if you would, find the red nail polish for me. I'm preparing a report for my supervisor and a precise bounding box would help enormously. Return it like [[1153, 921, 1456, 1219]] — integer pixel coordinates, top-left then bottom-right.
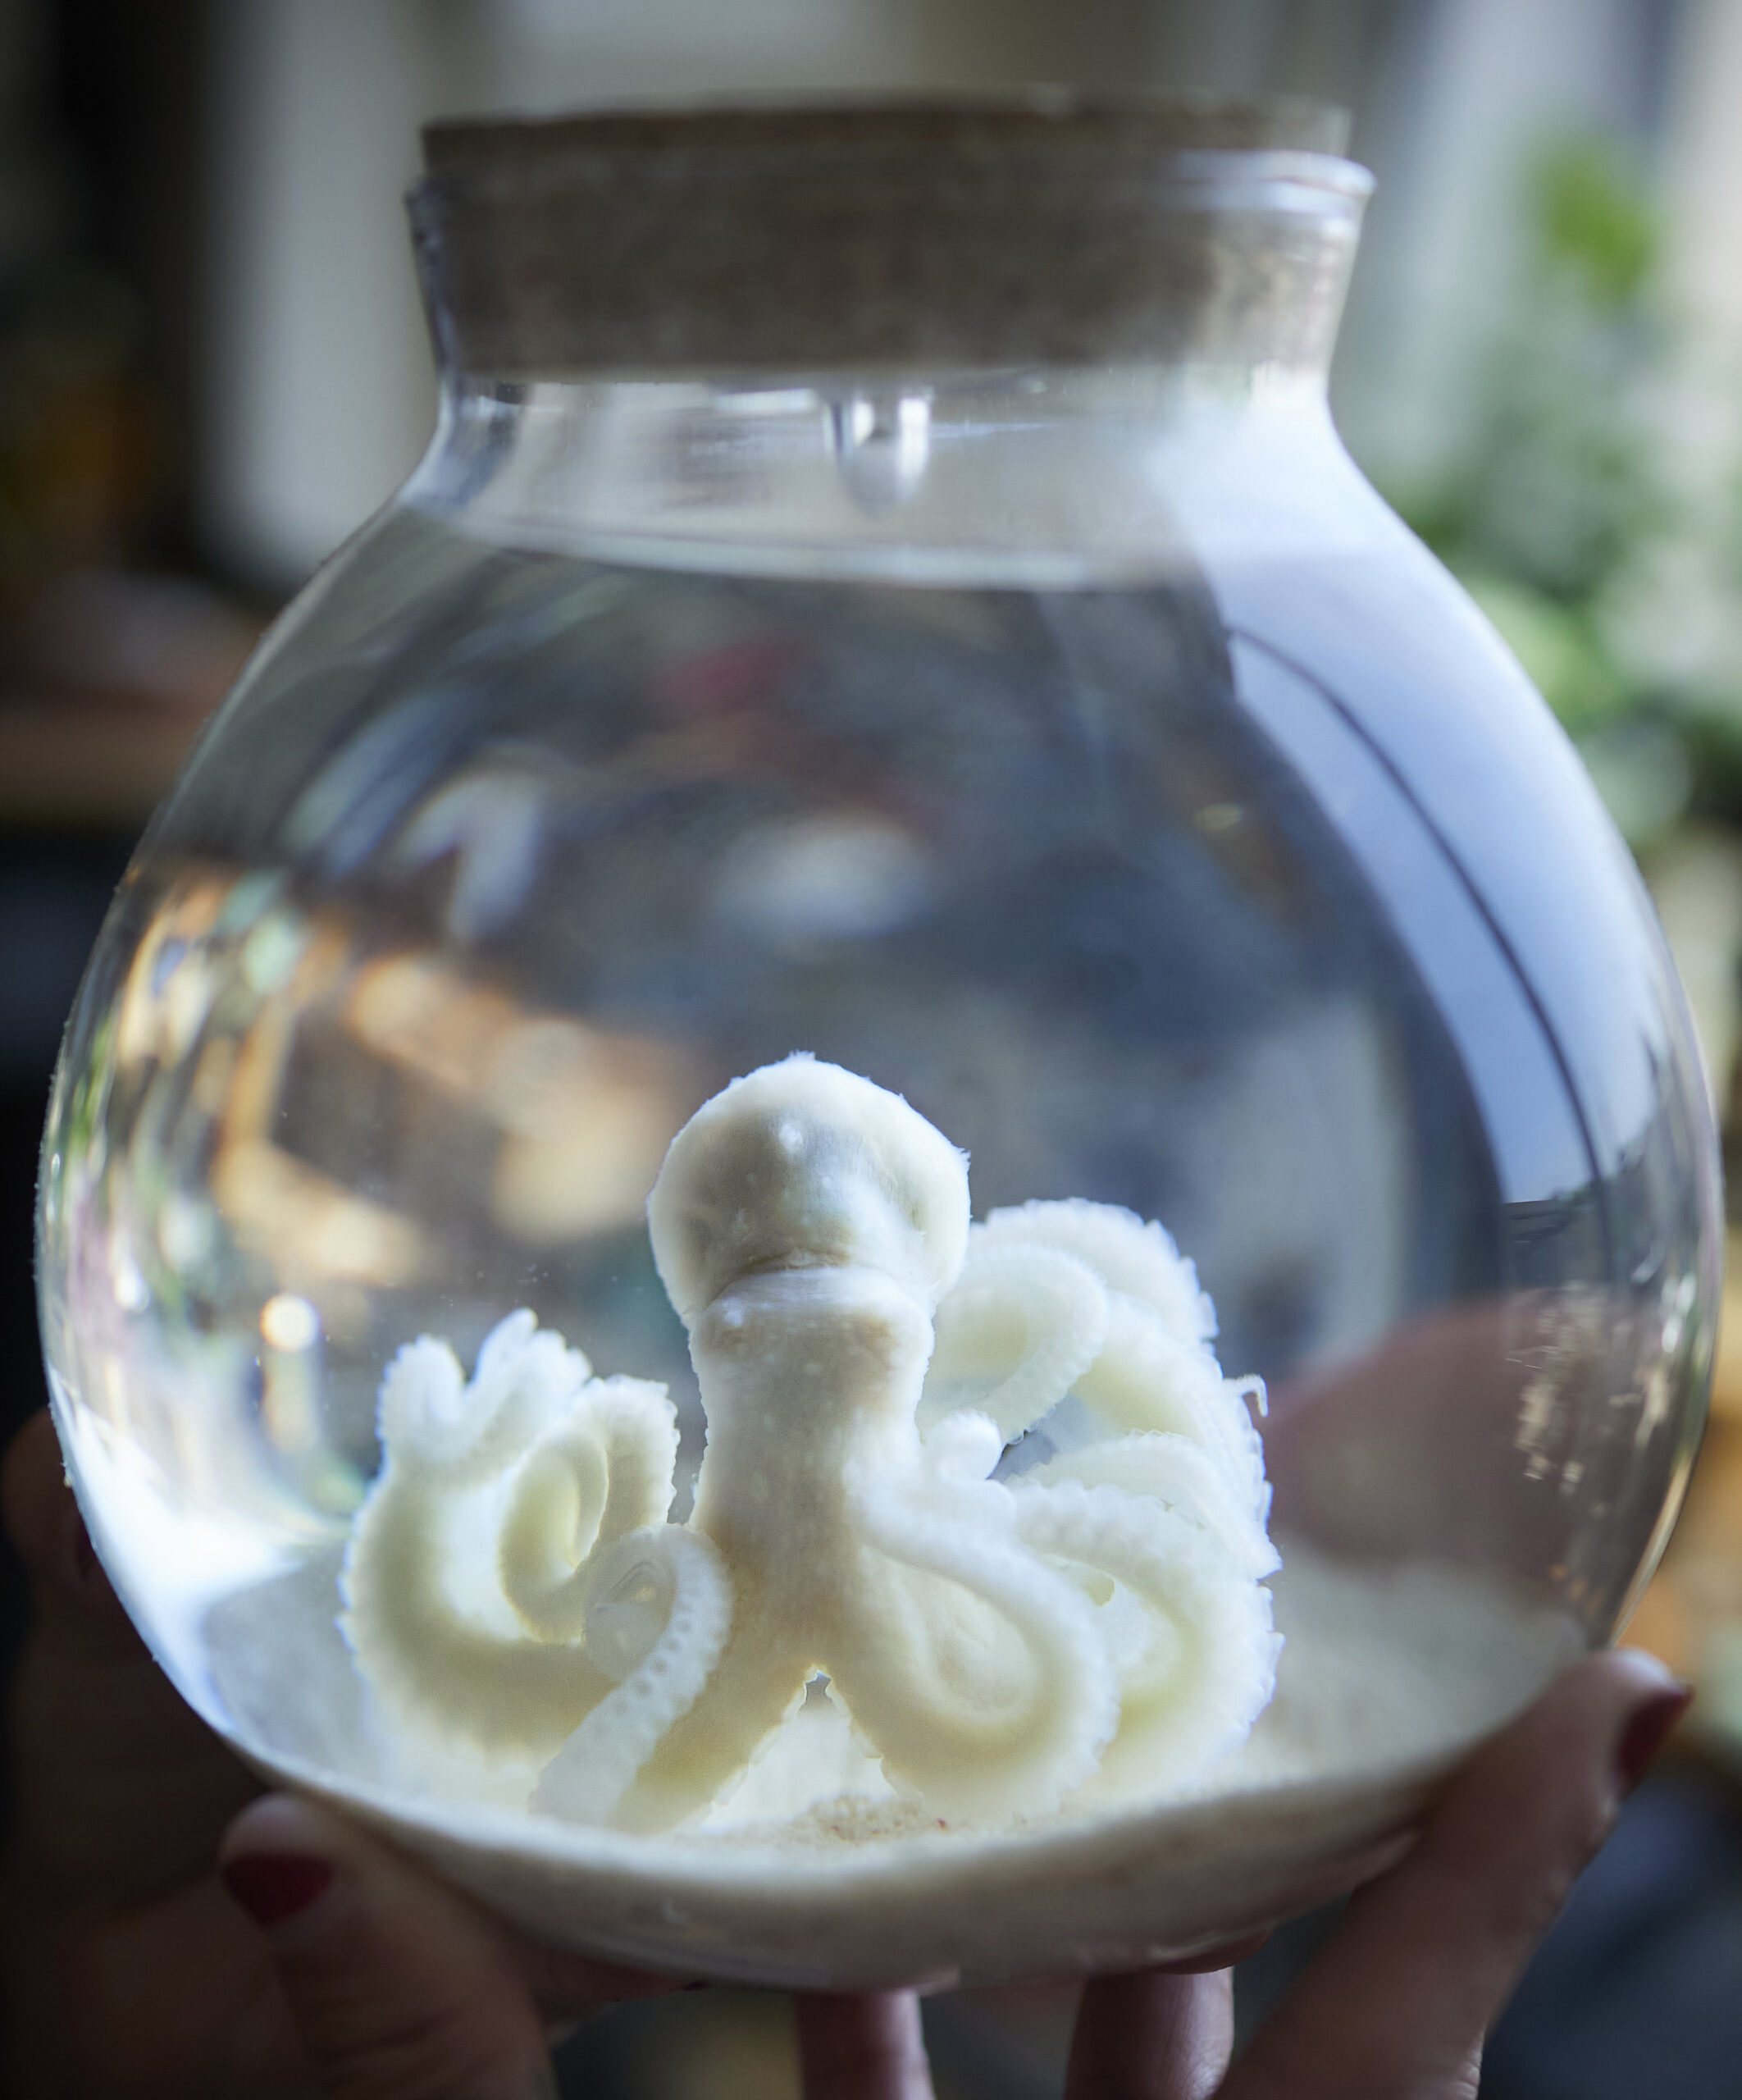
[[1615, 1686, 1693, 1797], [222, 1853, 335, 1929]]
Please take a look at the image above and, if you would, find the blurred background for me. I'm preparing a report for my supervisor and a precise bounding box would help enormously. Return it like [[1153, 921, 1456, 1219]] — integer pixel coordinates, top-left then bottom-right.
[[4, 1, 1742, 2093]]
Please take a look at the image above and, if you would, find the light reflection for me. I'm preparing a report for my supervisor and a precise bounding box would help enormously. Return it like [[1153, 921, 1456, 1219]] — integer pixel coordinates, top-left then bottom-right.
[[258, 1290, 343, 1502], [712, 813, 933, 943], [212, 1139, 427, 1286], [829, 390, 933, 511], [109, 1238, 149, 1313], [114, 873, 230, 1070], [59, 860, 705, 1546], [112, 872, 700, 1290], [261, 1292, 321, 1353], [344, 949, 694, 1240], [344, 951, 522, 1101], [157, 1193, 215, 1271], [391, 764, 551, 942]]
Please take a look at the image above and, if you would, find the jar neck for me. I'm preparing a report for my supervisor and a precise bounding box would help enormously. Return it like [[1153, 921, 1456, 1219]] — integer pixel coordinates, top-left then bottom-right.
[[404, 109, 1373, 583], [402, 359, 1370, 588]]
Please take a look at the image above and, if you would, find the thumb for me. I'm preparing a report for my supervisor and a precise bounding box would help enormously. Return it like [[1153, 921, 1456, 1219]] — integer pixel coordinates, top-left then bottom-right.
[[221, 1793, 554, 2099]]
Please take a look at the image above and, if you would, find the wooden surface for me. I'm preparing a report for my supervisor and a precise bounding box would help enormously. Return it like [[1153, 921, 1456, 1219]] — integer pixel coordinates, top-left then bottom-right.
[[1630, 1232, 1742, 1745], [1709, 1242, 1742, 1426], [0, 697, 207, 828]]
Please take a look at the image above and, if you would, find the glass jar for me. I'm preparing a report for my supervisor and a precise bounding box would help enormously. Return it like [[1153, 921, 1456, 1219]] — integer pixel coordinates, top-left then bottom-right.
[[36, 99, 1720, 1988]]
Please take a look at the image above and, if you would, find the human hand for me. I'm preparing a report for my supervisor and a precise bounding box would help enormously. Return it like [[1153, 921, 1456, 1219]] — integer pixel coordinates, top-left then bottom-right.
[[0, 1409, 689, 2098], [1058, 1644, 1689, 2100], [2, 1407, 1690, 2099], [215, 1648, 1683, 2100]]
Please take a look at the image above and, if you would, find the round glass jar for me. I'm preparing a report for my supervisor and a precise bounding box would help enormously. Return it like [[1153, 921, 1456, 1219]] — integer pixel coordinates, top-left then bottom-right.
[[37, 99, 1720, 1989]]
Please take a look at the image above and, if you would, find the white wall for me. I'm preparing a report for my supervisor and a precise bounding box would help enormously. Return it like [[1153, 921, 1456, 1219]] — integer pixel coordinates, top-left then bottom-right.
[[203, 0, 445, 588]]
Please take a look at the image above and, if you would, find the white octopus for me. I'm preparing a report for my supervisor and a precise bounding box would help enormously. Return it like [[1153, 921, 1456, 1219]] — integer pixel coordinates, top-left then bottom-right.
[[340, 1056, 1279, 1833]]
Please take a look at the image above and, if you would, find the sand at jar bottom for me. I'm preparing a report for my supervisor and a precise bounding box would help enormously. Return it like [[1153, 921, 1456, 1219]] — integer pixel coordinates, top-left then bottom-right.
[[167, 1527, 1586, 1984], [203, 1535, 1582, 1847]]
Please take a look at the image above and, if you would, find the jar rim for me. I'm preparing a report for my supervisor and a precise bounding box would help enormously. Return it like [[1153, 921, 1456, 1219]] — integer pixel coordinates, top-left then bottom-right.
[[422, 90, 1357, 174], [412, 93, 1371, 381]]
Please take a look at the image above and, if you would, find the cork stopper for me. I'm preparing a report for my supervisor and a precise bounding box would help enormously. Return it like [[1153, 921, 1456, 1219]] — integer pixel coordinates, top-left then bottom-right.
[[412, 96, 1369, 380]]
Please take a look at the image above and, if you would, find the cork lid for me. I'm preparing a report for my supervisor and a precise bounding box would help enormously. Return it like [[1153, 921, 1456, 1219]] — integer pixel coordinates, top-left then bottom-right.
[[412, 96, 1369, 378]]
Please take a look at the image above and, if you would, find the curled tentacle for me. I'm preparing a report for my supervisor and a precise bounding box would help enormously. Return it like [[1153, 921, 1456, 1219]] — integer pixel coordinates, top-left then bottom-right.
[[499, 1377, 679, 1641], [496, 1433, 606, 1638], [975, 1198, 1216, 1345], [340, 1462, 617, 1756], [919, 1408, 1006, 1488], [1074, 1296, 1269, 1513], [340, 1313, 679, 1760], [1011, 1477, 1279, 1795], [531, 1523, 733, 1824], [1026, 1432, 1279, 1580], [831, 1463, 1120, 1824], [919, 1240, 1109, 1442], [377, 1311, 591, 1486], [922, 1204, 1267, 1522]]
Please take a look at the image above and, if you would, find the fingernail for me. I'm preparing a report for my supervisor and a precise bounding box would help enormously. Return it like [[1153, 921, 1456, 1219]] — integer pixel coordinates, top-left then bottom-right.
[[222, 1852, 336, 1932], [1615, 1684, 1693, 1797]]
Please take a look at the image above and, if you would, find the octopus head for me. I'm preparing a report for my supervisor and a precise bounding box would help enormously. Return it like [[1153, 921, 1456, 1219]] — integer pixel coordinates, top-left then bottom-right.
[[647, 1055, 970, 1325]]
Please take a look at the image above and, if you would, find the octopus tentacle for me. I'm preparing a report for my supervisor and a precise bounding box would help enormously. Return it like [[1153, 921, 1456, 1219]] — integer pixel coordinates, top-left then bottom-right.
[[608, 1608, 817, 1834], [975, 1198, 1216, 1345], [495, 1435, 607, 1640], [922, 1208, 1267, 1522], [588, 1379, 685, 1542], [340, 1457, 616, 1755], [1026, 1432, 1279, 1579], [1010, 1477, 1279, 1792], [341, 1314, 678, 1759], [499, 1377, 679, 1641], [1074, 1296, 1269, 1510], [919, 1241, 1109, 1442], [832, 1464, 1120, 1824], [531, 1523, 732, 1824], [918, 1408, 1006, 1487], [377, 1312, 591, 1486]]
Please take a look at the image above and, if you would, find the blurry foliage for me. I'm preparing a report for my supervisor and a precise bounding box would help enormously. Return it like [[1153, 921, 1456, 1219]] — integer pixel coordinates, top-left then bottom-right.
[[1537, 135, 1657, 309], [1395, 133, 1742, 853]]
